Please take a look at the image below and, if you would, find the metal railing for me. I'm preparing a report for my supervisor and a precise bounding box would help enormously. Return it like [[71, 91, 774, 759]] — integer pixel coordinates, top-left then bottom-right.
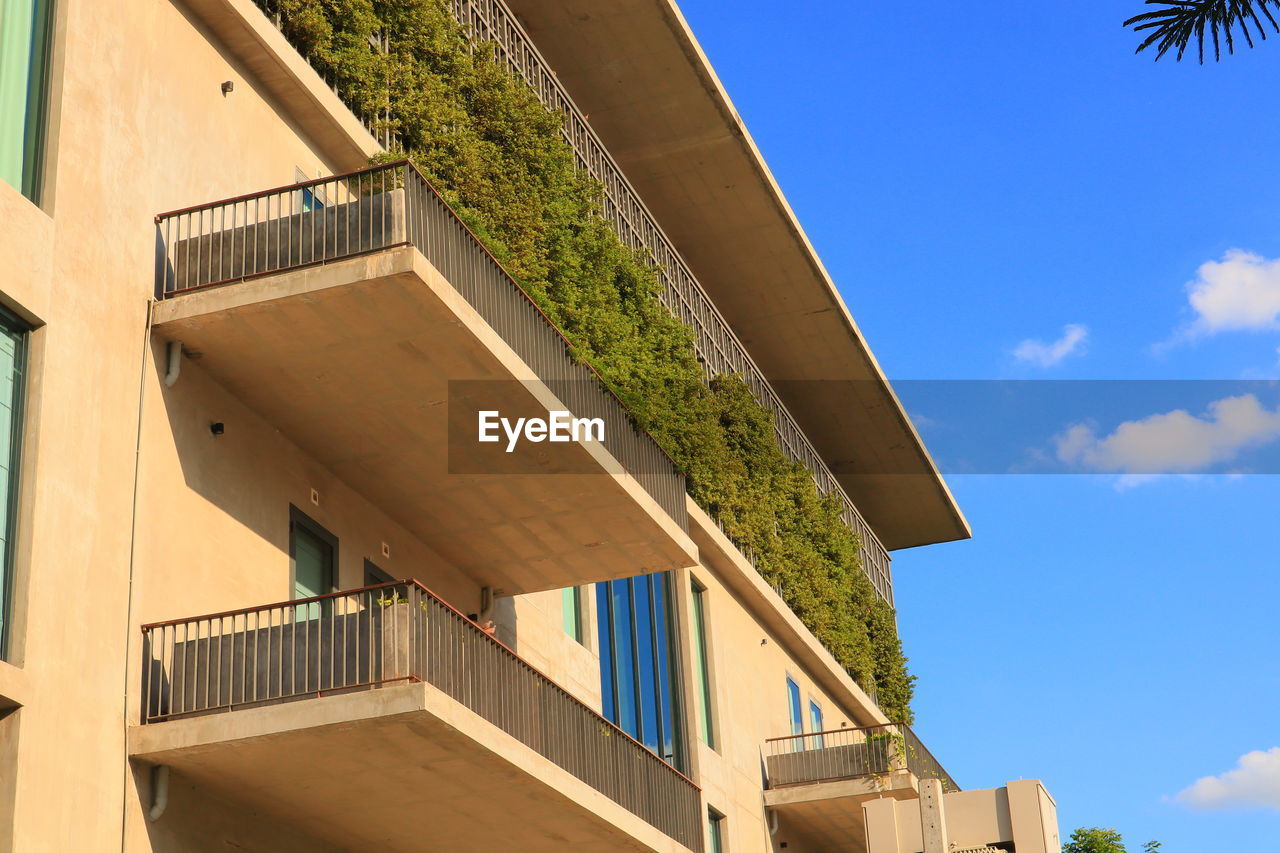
[[154, 161, 687, 531], [141, 581, 704, 852], [764, 723, 959, 793], [244, 0, 892, 605]]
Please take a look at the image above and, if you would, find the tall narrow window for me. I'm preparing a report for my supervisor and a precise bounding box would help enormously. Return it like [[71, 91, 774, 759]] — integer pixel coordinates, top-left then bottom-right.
[[561, 585, 583, 644], [289, 508, 336, 620], [0, 309, 27, 660], [786, 676, 803, 736], [809, 700, 825, 748], [596, 572, 687, 771], [691, 579, 715, 747], [708, 808, 726, 853], [0, 0, 55, 200]]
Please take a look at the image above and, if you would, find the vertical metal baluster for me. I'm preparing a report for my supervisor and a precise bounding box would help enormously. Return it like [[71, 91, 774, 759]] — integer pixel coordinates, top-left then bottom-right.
[[248, 608, 256, 706], [176, 622, 187, 715], [285, 190, 292, 270], [222, 202, 230, 284], [141, 628, 151, 721], [248, 197, 256, 278], [214, 206, 222, 285], [196, 617, 207, 714], [193, 210, 202, 290], [162, 217, 172, 295], [288, 604, 295, 699], [307, 179, 314, 268]]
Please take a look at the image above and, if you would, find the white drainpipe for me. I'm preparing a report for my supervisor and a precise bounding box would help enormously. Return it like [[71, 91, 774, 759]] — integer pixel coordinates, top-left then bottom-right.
[[162, 341, 182, 388], [148, 764, 170, 821]]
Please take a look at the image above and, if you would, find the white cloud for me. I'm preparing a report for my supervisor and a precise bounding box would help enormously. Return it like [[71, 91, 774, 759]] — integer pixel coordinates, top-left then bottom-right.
[[1013, 324, 1088, 367], [1186, 249, 1280, 335], [1055, 394, 1280, 474], [1176, 748, 1280, 812]]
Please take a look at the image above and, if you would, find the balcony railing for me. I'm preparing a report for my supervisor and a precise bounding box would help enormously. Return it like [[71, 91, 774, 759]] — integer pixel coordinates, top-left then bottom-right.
[[764, 723, 959, 793], [140, 581, 704, 852], [154, 160, 687, 532], [247, 0, 893, 606]]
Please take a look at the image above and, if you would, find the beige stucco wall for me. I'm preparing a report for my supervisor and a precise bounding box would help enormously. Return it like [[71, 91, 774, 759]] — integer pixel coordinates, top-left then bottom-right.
[[0, 0, 353, 846], [131, 342, 482, 629], [681, 557, 872, 852], [508, 587, 603, 710], [864, 780, 1061, 853]]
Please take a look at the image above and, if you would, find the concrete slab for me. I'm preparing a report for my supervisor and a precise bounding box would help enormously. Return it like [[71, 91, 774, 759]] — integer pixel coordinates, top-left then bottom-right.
[[152, 247, 697, 595]]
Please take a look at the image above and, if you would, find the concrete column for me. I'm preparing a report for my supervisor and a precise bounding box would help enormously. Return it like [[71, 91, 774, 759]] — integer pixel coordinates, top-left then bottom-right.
[[862, 796, 901, 853], [1008, 779, 1060, 853], [919, 778, 949, 853]]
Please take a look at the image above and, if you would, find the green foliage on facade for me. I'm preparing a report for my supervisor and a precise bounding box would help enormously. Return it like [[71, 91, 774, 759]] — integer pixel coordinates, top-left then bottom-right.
[[271, 0, 915, 720]]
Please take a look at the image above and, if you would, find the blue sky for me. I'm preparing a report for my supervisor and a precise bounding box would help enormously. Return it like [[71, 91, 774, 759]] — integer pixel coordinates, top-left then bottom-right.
[[677, 1, 1280, 848]]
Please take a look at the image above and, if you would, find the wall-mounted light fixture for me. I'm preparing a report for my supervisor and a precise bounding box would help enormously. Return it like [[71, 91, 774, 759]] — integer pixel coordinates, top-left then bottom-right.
[[221, 80, 234, 96]]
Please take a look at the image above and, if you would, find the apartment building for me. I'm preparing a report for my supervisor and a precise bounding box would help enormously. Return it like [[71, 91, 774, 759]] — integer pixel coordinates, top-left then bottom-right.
[[0, 0, 1058, 851]]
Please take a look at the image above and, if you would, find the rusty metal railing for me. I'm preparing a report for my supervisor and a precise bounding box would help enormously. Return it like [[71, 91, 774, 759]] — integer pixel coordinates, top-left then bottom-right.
[[141, 581, 704, 851], [764, 723, 959, 793], [153, 161, 687, 532]]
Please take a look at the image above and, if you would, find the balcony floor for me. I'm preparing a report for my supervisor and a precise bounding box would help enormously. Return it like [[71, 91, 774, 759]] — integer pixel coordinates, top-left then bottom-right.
[[152, 247, 696, 595], [130, 682, 690, 852]]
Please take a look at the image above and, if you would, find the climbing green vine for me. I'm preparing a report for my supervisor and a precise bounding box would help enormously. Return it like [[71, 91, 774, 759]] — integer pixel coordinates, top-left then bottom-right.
[[269, 0, 915, 721]]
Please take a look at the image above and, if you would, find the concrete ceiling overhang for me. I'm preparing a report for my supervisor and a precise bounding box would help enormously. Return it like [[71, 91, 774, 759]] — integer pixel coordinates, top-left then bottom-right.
[[763, 775, 922, 853], [152, 248, 697, 595], [504, 0, 970, 550]]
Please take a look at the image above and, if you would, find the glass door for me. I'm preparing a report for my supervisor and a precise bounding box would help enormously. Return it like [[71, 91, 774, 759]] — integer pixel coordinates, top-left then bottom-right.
[[290, 508, 336, 619]]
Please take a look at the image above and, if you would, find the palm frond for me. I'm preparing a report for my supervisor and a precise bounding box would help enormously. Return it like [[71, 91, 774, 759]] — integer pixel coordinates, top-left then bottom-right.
[[1123, 0, 1280, 61]]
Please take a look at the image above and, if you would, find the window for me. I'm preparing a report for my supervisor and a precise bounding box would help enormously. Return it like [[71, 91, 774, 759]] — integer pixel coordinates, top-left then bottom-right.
[[0, 309, 28, 660], [690, 579, 715, 747], [289, 507, 336, 619], [707, 807, 726, 853], [596, 572, 686, 770], [786, 676, 803, 736], [561, 585, 584, 644], [0, 0, 55, 200], [295, 167, 326, 212], [809, 700, 825, 748]]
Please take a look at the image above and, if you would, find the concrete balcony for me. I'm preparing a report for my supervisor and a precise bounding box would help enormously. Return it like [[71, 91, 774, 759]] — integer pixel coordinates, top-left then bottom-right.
[[131, 581, 703, 851], [151, 161, 696, 596], [763, 724, 959, 853]]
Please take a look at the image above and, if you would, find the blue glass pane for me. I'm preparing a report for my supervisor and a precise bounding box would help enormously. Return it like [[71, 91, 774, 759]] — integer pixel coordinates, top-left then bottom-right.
[[787, 677, 803, 735], [596, 582, 615, 722], [810, 701, 825, 748], [634, 576, 659, 751], [611, 580, 637, 735], [0, 312, 24, 660], [653, 574, 676, 761]]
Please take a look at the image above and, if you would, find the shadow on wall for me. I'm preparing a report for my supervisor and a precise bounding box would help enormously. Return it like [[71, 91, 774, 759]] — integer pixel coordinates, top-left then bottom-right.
[[152, 338, 288, 555], [132, 762, 342, 852], [146, 335, 496, 632]]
